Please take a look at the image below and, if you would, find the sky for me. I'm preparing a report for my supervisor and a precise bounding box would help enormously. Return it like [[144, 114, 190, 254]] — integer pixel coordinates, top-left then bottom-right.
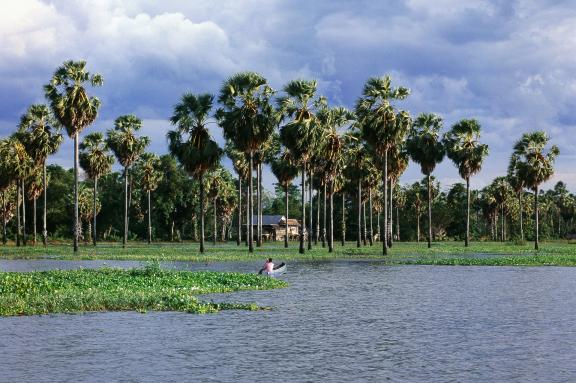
[[1, 0, 575, 192]]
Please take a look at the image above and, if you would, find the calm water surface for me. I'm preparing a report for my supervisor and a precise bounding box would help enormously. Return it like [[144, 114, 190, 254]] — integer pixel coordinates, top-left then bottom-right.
[[1, 259, 575, 382]]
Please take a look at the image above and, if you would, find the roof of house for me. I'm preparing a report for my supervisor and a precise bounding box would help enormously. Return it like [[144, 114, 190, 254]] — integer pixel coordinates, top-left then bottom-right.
[[249, 215, 301, 226]]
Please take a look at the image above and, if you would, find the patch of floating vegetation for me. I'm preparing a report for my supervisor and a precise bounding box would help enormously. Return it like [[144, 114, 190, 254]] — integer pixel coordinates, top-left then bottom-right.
[[0, 262, 287, 317]]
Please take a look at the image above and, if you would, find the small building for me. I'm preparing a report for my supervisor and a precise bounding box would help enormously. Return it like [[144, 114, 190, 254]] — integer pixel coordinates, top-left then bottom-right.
[[248, 215, 303, 241]]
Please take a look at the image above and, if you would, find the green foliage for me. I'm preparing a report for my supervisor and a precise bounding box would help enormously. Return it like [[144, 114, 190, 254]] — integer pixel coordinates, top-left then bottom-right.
[[0, 267, 286, 316]]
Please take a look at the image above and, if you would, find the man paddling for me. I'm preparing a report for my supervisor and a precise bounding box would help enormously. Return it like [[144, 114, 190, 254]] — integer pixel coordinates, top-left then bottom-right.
[[259, 258, 274, 274]]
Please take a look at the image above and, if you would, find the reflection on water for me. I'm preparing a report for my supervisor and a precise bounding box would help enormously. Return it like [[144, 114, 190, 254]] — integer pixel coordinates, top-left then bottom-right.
[[0, 260, 575, 382]]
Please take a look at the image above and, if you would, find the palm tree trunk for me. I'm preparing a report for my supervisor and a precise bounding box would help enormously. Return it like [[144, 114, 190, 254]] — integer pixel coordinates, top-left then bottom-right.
[[257, 163, 262, 247], [501, 205, 505, 242], [534, 187, 539, 250], [465, 177, 470, 247], [248, 152, 254, 253], [427, 174, 432, 248], [396, 205, 400, 241], [308, 171, 313, 250], [341, 192, 346, 246], [2, 190, 6, 245], [389, 179, 393, 248], [22, 179, 26, 246], [123, 166, 129, 248], [323, 182, 327, 248], [73, 133, 79, 252], [16, 182, 21, 246], [237, 179, 242, 246], [245, 183, 249, 247], [328, 184, 334, 252], [299, 163, 306, 254], [200, 174, 206, 253], [33, 197, 37, 245], [43, 162, 47, 246], [357, 179, 361, 248], [284, 184, 289, 248], [368, 189, 373, 246], [315, 184, 320, 246], [93, 177, 98, 246], [213, 198, 217, 246], [147, 190, 152, 244], [416, 206, 420, 243], [518, 192, 524, 241], [383, 149, 388, 255], [362, 201, 367, 246], [377, 211, 381, 242]]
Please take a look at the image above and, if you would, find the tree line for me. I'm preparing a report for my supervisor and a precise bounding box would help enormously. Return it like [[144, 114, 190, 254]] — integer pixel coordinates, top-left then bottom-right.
[[0, 60, 566, 253]]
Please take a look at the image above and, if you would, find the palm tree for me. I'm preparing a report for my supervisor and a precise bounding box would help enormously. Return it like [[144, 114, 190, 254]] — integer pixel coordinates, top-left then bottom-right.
[[0, 138, 21, 245], [79, 132, 114, 246], [170, 93, 223, 253], [408, 182, 424, 242], [406, 113, 445, 248], [77, 185, 101, 243], [278, 80, 323, 254], [206, 168, 225, 245], [25, 168, 43, 244], [491, 177, 514, 241], [444, 119, 489, 247], [3, 136, 33, 246], [510, 131, 559, 250], [225, 142, 250, 246], [507, 167, 526, 241], [318, 106, 354, 252], [134, 153, 163, 244], [394, 184, 407, 241], [386, 145, 409, 247], [271, 150, 299, 248], [356, 75, 411, 255], [216, 72, 276, 253], [44, 60, 103, 252], [107, 115, 150, 248], [17, 104, 64, 246]]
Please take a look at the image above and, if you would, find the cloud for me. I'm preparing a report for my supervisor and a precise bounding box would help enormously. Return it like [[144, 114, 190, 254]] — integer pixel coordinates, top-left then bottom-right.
[[1, 0, 576, 192]]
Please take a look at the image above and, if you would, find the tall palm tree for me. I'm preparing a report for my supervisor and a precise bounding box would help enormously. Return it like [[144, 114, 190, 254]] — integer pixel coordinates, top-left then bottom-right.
[[278, 80, 323, 254], [318, 106, 354, 252], [510, 131, 559, 250], [216, 72, 276, 253], [206, 168, 225, 245], [491, 177, 513, 242], [386, 145, 409, 247], [134, 153, 163, 244], [356, 75, 411, 255], [0, 138, 22, 245], [170, 93, 223, 253], [79, 132, 114, 246], [271, 150, 299, 248], [508, 157, 526, 241], [3, 136, 33, 246], [444, 119, 489, 247], [406, 113, 445, 248], [107, 114, 150, 248], [17, 104, 63, 246], [25, 167, 43, 244], [44, 60, 103, 252], [225, 142, 249, 246]]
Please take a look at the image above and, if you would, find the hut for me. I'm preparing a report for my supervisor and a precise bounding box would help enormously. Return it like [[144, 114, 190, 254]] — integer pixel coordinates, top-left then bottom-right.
[[248, 215, 302, 241]]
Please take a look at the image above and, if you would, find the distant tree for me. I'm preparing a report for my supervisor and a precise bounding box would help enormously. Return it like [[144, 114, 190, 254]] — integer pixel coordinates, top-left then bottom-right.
[[17, 104, 63, 246], [134, 153, 163, 244], [107, 115, 150, 248], [406, 113, 445, 248], [444, 119, 489, 246], [44, 60, 103, 252], [510, 131, 559, 250], [356, 75, 411, 255], [169, 93, 222, 253], [217, 72, 276, 253], [80, 132, 114, 246], [271, 150, 299, 248]]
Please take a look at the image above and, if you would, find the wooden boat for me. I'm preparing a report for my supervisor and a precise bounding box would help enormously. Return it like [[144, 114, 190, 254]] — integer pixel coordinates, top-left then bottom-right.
[[258, 262, 286, 276]]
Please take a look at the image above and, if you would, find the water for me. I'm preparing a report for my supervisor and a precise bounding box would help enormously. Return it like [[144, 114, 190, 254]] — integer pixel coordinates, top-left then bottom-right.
[[1, 260, 575, 382]]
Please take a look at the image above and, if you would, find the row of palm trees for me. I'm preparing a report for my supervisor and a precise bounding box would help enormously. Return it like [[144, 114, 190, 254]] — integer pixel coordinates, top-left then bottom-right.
[[0, 60, 560, 253]]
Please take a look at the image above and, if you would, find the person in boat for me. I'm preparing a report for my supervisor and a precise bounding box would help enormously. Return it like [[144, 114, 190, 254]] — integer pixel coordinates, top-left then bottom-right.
[[261, 258, 274, 274]]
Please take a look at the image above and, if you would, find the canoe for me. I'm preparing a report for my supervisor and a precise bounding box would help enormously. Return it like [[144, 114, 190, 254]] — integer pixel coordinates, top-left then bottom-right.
[[258, 262, 286, 276]]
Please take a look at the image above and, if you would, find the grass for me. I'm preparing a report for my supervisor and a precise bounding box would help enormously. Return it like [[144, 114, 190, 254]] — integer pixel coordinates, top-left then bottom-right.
[[1, 240, 576, 266], [0, 262, 287, 316]]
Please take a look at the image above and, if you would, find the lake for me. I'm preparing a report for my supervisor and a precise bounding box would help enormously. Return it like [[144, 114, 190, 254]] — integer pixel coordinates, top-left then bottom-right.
[[0, 259, 575, 382]]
